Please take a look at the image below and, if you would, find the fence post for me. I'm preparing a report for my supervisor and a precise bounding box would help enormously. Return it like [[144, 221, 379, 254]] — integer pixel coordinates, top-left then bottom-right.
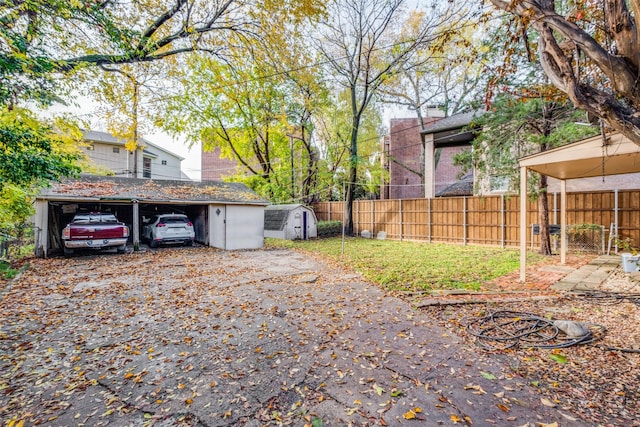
[[399, 199, 403, 241], [371, 199, 374, 236], [328, 203, 331, 222], [501, 194, 505, 248], [463, 196, 467, 245], [428, 198, 432, 243], [553, 192, 558, 252], [614, 189, 619, 252], [356, 201, 359, 236]]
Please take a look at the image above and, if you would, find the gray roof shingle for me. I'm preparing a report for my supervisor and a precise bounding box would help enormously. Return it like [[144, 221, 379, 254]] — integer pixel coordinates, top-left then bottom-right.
[[421, 110, 484, 134], [435, 172, 474, 197], [263, 204, 307, 231]]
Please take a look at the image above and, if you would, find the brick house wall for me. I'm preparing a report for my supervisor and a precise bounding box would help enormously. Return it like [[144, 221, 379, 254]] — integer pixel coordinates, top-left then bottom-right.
[[434, 146, 468, 195], [201, 147, 239, 181], [386, 117, 471, 199], [386, 117, 441, 199]]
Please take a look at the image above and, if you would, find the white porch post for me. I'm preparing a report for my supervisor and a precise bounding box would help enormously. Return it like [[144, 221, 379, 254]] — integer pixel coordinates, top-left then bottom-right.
[[424, 133, 436, 198], [520, 166, 527, 282], [560, 179, 567, 264]]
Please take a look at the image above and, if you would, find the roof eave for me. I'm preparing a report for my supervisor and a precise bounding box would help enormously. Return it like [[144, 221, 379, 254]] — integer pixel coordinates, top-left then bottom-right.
[[37, 195, 268, 205]]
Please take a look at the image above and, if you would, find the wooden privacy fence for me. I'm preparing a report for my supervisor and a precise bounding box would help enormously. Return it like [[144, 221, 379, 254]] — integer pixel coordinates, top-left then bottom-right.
[[312, 190, 640, 250]]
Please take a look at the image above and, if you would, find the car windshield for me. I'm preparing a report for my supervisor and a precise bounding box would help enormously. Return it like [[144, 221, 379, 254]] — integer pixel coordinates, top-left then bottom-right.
[[72, 213, 118, 224]]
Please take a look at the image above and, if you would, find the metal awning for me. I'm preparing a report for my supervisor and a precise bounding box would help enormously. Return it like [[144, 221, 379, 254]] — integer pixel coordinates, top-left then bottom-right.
[[520, 133, 640, 179], [517, 132, 640, 281]]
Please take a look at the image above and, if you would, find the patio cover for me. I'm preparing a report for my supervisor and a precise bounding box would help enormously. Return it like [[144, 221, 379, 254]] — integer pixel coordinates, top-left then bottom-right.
[[518, 133, 640, 281]]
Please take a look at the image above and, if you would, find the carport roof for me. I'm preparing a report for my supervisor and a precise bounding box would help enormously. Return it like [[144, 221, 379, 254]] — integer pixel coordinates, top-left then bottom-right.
[[517, 132, 640, 283], [38, 175, 269, 205], [519, 132, 640, 179]]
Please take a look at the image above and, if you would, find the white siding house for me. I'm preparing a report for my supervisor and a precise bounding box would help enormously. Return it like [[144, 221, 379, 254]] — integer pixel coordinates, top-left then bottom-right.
[[82, 130, 186, 180], [264, 204, 318, 240]]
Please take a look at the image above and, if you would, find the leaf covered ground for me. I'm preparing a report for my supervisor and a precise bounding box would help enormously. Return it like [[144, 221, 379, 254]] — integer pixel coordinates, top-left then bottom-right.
[[0, 247, 598, 426], [418, 269, 640, 427], [269, 238, 640, 426]]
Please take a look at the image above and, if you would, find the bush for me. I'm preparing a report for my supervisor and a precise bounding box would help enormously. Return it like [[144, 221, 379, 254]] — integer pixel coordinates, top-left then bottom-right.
[[0, 260, 17, 279], [317, 221, 343, 237]]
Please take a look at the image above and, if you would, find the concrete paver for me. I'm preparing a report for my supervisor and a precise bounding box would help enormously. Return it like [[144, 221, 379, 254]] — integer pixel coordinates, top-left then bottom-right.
[[550, 255, 622, 292]]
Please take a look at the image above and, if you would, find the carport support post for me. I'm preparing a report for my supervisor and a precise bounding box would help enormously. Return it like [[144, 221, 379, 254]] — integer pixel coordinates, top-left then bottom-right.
[[520, 166, 527, 282], [132, 200, 140, 251], [560, 179, 567, 264]]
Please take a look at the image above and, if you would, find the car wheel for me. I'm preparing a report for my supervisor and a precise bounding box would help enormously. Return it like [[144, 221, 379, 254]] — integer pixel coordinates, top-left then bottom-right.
[[149, 240, 159, 248], [116, 244, 126, 254], [63, 246, 74, 257], [185, 239, 193, 246]]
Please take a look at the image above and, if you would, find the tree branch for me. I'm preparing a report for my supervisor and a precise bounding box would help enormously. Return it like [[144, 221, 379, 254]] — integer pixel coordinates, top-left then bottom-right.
[[137, 0, 188, 53]]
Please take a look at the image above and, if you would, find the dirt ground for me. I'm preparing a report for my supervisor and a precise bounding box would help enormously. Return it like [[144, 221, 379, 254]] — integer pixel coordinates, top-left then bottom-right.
[[0, 248, 636, 426]]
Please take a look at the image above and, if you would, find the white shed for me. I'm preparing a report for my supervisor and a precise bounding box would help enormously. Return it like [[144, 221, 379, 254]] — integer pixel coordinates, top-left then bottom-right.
[[264, 204, 317, 240]]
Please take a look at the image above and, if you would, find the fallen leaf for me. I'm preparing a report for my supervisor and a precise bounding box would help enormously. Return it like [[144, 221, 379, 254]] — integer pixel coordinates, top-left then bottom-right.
[[559, 412, 577, 421], [480, 371, 496, 380], [497, 403, 510, 412], [464, 383, 486, 394], [549, 354, 567, 364], [403, 410, 416, 420], [540, 397, 556, 407], [373, 384, 384, 395]]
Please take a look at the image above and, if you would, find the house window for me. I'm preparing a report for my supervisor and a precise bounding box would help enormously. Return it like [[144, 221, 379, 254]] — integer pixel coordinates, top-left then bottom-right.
[[490, 175, 511, 193], [113, 147, 120, 153], [161, 160, 167, 165], [143, 157, 152, 178]]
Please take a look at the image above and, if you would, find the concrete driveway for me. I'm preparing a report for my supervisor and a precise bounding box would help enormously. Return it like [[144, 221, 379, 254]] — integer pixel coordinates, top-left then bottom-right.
[[1, 248, 586, 426]]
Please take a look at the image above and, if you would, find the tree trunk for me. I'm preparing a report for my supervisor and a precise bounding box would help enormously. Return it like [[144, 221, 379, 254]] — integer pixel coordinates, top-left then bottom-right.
[[538, 175, 552, 255], [344, 117, 360, 236]]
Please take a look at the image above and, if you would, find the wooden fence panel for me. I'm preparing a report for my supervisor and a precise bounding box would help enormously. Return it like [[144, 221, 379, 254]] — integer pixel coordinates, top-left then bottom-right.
[[311, 189, 640, 250], [401, 199, 430, 240], [313, 202, 331, 222], [467, 196, 502, 246], [619, 191, 640, 246], [430, 197, 464, 243], [373, 200, 400, 239]]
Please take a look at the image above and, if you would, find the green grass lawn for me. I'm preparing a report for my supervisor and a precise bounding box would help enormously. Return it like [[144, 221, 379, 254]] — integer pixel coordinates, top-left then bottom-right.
[[265, 237, 545, 292]]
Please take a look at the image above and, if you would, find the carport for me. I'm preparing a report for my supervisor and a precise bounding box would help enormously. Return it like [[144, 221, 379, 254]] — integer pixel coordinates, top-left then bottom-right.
[[34, 175, 269, 257], [518, 132, 640, 281]]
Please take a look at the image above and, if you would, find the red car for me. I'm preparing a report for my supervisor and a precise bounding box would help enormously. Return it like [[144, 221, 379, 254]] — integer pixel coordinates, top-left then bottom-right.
[[61, 212, 129, 256]]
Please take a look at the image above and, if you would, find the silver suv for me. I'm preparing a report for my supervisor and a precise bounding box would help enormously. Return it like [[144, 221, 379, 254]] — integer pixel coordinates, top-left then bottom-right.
[[143, 214, 195, 248]]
